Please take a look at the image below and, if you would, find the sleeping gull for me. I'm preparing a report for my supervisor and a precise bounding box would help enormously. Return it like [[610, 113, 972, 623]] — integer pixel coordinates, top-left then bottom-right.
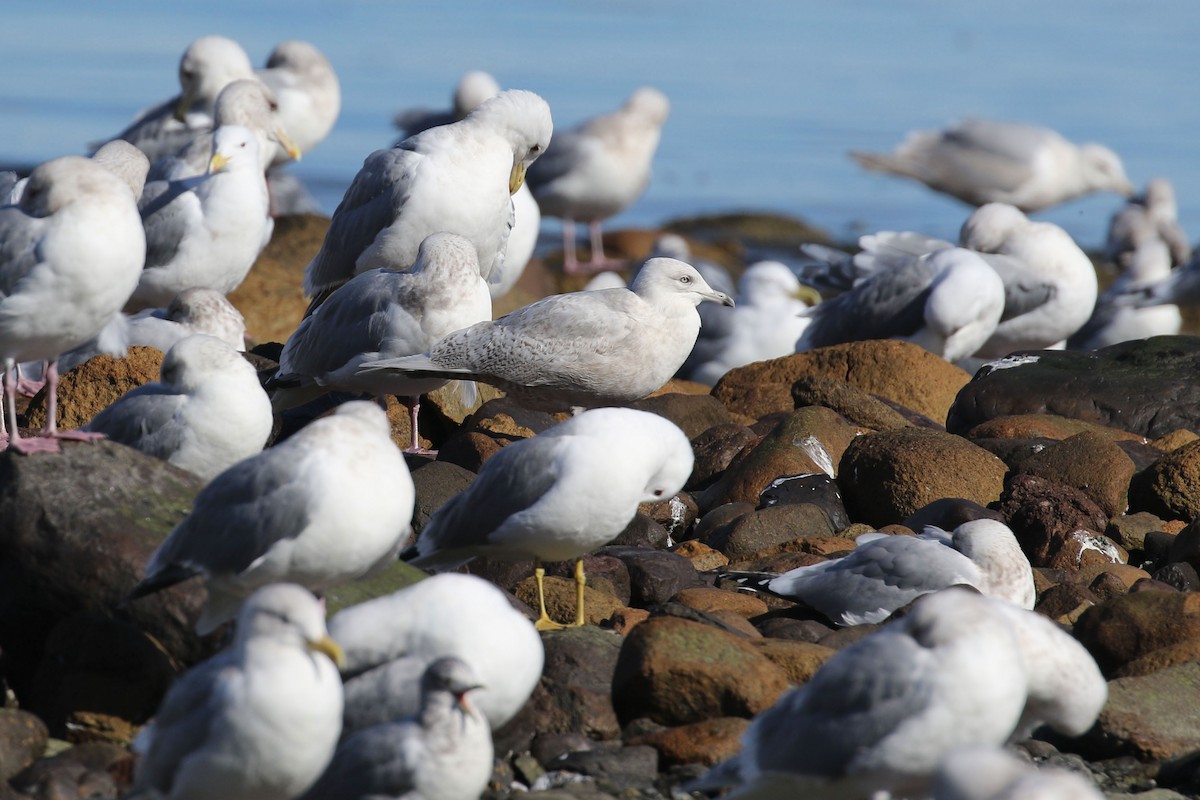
[[0, 156, 146, 453], [303, 89, 552, 303], [80, 334, 272, 481], [130, 583, 343, 800], [331, 573, 543, 733], [357, 257, 734, 413], [850, 118, 1133, 212], [103, 35, 257, 164], [256, 40, 341, 168], [689, 587, 1031, 800], [7, 140, 150, 206], [299, 658, 492, 800], [405, 407, 693, 630], [729, 520, 1034, 626], [126, 400, 415, 635], [1069, 238, 1182, 349], [131, 124, 270, 311], [272, 232, 492, 451], [1105, 177, 1191, 270], [527, 87, 670, 274]]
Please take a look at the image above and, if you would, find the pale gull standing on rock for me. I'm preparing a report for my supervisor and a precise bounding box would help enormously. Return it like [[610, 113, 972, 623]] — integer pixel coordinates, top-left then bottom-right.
[[0, 156, 146, 453], [273, 232, 491, 452], [299, 657, 492, 800], [126, 401, 414, 635], [527, 87, 670, 274], [850, 119, 1133, 211], [933, 746, 1104, 800], [1105, 177, 1191, 270], [303, 89, 553, 305], [330, 573, 544, 735], [357, 257, 734, 412], [404, 407, 693, 630], [256, 40, 341, 167], [80, 334, 272, 481], [129, 583, 344, 800], [131, 124, 270, 311], [103, 35, 257, 164], [689, 587, 1031, 800], [728, 519, 1034, 626]]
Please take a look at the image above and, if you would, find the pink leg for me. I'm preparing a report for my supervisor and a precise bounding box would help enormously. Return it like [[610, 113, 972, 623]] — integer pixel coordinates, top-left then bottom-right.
[[585, 221, 626, 272], [14, 363, 45, 398], [403, 395, 436, 456], [0, 361, 13, 450], [561, 217, 583, 275], [12, 360, 106, 454]]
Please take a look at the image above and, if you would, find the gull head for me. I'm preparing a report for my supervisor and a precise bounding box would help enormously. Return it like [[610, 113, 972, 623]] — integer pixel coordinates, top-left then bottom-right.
[[235, 583, 345, 668], [175, 35, 255, 122], [632, 258, 735, 308], [1079, 143, 1133, 197], [470, 89, 553, 195], [208, 125, 260, 174]]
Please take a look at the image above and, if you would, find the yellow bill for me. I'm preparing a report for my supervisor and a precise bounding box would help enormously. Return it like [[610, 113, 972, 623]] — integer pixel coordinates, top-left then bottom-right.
[[276, 127, 302, 161], [208, 152, 229, 174], [509, 160, 526, 195], [307, 634, 345, 669]]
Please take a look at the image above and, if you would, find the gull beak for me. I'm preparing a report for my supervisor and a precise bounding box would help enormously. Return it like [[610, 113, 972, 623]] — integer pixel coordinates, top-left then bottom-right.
[[208, 152, 229, 175], [509, 161, 526, 195], [276, 126, 303, 161], [792, 285, 823, 305], [173, 87, 195, 123], [707, 290, 735, 308], [307, 634, 345, 669], [456, 684, 484, 714]]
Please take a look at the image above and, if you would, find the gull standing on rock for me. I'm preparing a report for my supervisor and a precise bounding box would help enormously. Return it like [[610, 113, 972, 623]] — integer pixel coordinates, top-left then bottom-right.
[[404, 407, 693, 630], [131, 124, 270, 311], [527, 87, 670, 274], [850, 119, 1133, 211], [81, 335, 272, 481], [303, 89, 553, 305], [0, 156, 146, 453], [129, 584, 344, 800], [256, 40, 341, 168], [126, 401, 414, 634], [272, 232, 492, 452], [357, 258, 733, 413]]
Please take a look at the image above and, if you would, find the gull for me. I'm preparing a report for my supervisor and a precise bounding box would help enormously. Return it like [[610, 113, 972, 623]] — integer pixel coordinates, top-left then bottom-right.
[[729, 520, 1034, 626], [303, 89, 552, 304], [7, 140, 149, 206], [129, 584, 344, 800], [392, 70, 501, 138], [527, 87, 670, 274], [103, 35, 257, 164], [81, 335, 272, 481], [1069, 238, 1181, 349], [851, 118, 1133, 212], [1105, 177, 1191, 270], [405, 407, 693, 630], [256, 40, 341, 168], [0, 156, 146, 453], [131, 124, 270, 311], [299, 658, 492, 800], [272, 232, 491, 452], [357, 257, 733, 413], [126, 401, 414, 635]]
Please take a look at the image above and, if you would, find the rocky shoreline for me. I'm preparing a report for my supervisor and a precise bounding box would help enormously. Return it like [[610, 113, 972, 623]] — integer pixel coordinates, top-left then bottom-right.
[[3, 213, 1200, 799]]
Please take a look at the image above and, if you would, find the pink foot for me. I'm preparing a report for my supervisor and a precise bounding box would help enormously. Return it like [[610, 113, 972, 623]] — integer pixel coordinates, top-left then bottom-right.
[[16, 377, 45, 397], [403, 446, 438, 457], [8, 435, 61, 455], [53, 429, 107, 443]]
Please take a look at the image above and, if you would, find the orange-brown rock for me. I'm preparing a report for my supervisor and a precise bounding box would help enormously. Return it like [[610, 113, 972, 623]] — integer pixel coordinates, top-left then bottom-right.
[[749, 638, 836, 684], [670, 541, 729, 572], [673, 587, 769, 618], [26, 347, 163, 432], [229, 213, 328, 345], [1074, 589, 1200, 676], [966, 413, 1146, 443], [514, 576, 629, 629], [627, 717, 749, 767], [1014, 431, 1135, 518]]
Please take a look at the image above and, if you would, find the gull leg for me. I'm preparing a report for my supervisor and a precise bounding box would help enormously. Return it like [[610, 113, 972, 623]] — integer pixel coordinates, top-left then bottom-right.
[[585, 221, 626, 273], [0, 360, 13, 450], [561, 217, 584, 275], [39, 360, 105, 445], [401, 395, 436, 455], [573, 557, 587, 627], [533, 558, 565, 632], [8, 359, 61, 454]]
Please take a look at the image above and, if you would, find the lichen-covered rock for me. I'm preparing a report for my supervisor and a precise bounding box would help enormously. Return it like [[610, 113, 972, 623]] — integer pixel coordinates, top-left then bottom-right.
[[1093, 661, 1200, 760]]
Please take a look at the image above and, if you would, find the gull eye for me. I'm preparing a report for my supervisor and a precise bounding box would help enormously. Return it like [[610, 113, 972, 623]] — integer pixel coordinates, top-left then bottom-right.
[[653, 489, 665, 497], [680, 275, 692, 284], [530, 144, 541, 153]]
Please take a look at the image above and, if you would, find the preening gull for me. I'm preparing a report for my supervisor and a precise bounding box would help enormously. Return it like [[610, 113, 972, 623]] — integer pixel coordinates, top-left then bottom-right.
[[130, 583, 343, 800], [405, 407, 693, 630], [272, 232, 492, 451], [103, 35, 257, 164], [690, 587, 1031, 800], [7, 140, 150, 206], [126, 401, 414, 635], [303, 89, 553, 302], [0, 156, 146, 453], [527, 87, 670, 274], [131, 124, 270, 310], [850, 118, 1133, 212], [392, 70, 502, 138], [331, 573, 543, 733], [1069, 238, 1182, 350], [1105, 177, 1191, 270], [933, 746, 1103, 800], [256, 40, 341, 168], [81, 334, 272, 481], [357, 257, 734, 413], [730, 520, 1033, 626], [299, 658, 492, 800]]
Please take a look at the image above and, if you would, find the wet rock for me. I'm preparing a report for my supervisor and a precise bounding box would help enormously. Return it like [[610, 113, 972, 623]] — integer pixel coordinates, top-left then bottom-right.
[[838, 427, 1008, 527], [1074, 590, 1200, 676], [1093, 661, 1200, 760], [629, 393, 733, 439], [0, 710, 47, 782], [998, 474, 1110, 567], [1131, 439, 1200, 523], [409, 459, 476, 533], [597, 547, 701, 607], [687, 425, 758, 491], [757, 473, 850, 529], [611, 616, 789, 726], [25, 347, 163, 432], [790, 376, 912, 430], [1013, 431, 1136, 518], [626, 717, 748, 768], [702, 503, 837, 559]]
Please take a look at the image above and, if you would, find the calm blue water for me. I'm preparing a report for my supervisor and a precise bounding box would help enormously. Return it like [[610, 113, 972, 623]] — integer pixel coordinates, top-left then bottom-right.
[[3, 1, 1198, 248]]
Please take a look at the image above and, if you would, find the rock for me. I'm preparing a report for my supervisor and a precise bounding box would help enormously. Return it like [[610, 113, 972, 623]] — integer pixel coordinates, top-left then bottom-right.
[[701, 504, 837, 559], [409, 459, 476, 534], [531, 732, 597, 769], [669, 541, 728, 573], [748, 638, 836, 684], [383, 396, 433, 454], [713, 340, 970, 422], [790, 376, 912, 430], [0, 710, 47, 782], [965, 413, 1146, 443], [672, 587, 768, 618], [687, 425, 758, 491], [997, 474, 1111, 567], [421, 380, 508, 433], [598, 547, 701, 607], [24, 347, 163, 432], [626, 717, 749, 767], [837, 427, 1008, 527], [436, 397, 558, 469], [629, 393, 733, 439], [323, 560, 429, 616], [547, 554, 632, 606], [1130, 439, 1200, 523], [1093, 661, 1200, 760], [1152, 562, 1200, 593], [1106, 512, 1170, 558], [9, 741, 130, 800], [609, 514, 671, 550], [1152, 429, 1200, 451], [1013, 431, 1136, 518], [757, 473, 850, 529], [1074, 590, 1200, 676], [752, 615, 834, 642], [611, 616, 789, 726], [693, 502, 754, 544], [228, 213, 327, 344], [1035, 583, 1100, 625], [514, 577, 628, 628], [552, 744, 659, 792], [900, 498, 1004, 532], [947, 338, 1200, 439]]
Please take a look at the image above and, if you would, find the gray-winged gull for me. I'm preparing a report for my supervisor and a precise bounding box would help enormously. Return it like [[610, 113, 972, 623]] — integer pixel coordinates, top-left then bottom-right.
[[303, 89, 552, 303], [0, 156, 146, 454], [527, 87, 670, 274], [730, 520, 1034, 626], [131, 124, 270, 311], [274, 232, 491, 452], [392, 70, 502, 139], [1105, 177, 1191, 270], [126, 400, 414, 634], [357, 257, 733, 413], [256, 40, 341, 168], [690, 587, 1031, 800], [1069, 238, 1181, 349], [7, 140, 150, 206], [81, 334, 272, 481], [933, 746, 1103, 800], [331, 573, 543, 734], [405, 407, 693, 630], [850, 119, 1133, 212], [130, 583, 344, 800], [104, 35, 257, 164], [299, 657, 492, 800]]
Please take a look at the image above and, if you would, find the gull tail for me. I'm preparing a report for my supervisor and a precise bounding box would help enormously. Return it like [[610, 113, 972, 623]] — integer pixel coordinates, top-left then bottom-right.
[[356, 354, 477, 382]]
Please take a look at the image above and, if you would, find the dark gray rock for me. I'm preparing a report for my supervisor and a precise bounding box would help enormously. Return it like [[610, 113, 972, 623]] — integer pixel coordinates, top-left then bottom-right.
[[629, 393, 733, 440], [552, 744, 659, 792], [757, 473, 850, 529], [0, 709, 46, 782], [900, 498, 1004, 532], [609, 514, 670, 550], [597, 547, 701, 606], [409, 458, 476, 533], [687, 425, 757, 492]]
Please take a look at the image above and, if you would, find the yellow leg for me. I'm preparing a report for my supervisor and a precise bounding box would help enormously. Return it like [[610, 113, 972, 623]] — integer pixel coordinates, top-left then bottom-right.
[[533, 558, 565, 632], [573, 558, 587, 627]]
